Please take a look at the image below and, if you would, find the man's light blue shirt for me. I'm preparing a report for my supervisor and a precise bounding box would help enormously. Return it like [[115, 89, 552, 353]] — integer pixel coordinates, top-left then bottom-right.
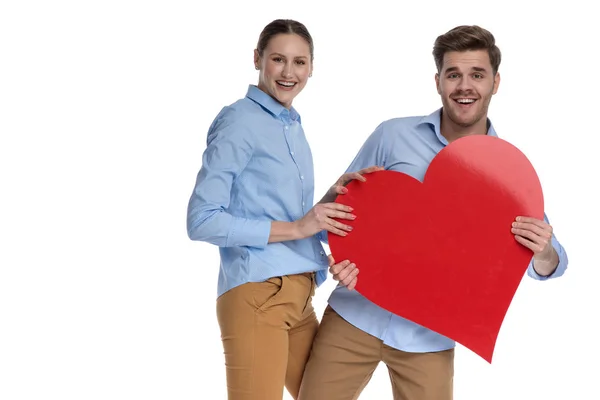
[[187, 85, 329, 297], [328, 108, 569, 353]]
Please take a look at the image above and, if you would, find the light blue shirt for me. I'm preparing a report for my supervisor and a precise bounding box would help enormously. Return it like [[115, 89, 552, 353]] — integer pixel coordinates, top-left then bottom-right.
[[187, 85, 329, 297], [328, 108, 569, 353]]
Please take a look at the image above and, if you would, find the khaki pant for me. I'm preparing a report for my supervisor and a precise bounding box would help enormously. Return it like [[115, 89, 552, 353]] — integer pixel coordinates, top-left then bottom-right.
[[298, 306, 454, 400], [216, 273, 318, 400]]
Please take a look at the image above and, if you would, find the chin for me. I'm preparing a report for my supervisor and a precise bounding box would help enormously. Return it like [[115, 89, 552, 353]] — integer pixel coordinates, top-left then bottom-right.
[[453, 110, 479, 123], [275, 94, 295, 107]]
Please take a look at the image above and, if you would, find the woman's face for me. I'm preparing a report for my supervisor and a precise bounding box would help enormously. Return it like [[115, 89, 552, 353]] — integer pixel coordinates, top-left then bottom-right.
[[255, 33, 312, 109]]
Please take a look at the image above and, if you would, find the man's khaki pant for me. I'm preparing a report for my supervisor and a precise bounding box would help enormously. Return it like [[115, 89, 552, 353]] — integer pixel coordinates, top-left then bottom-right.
[[216, 273, 317, 400], [298, 305, 454, 400]]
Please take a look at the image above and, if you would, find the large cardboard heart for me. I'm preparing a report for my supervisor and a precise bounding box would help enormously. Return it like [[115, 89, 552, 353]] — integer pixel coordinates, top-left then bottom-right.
[[328, 135, 544, 363]]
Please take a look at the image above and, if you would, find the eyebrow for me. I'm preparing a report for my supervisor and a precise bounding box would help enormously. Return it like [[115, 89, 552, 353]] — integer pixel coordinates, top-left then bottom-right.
[[269, 52, 308, 59], [444, 66, 489, 73]]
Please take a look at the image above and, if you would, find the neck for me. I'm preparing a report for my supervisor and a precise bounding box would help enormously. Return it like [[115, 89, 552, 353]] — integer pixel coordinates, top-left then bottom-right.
[[440, 109, 489, 143], [256, 82, 292, 110]]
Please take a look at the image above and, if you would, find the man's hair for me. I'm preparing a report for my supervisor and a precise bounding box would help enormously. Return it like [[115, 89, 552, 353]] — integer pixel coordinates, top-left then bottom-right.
[[433, 25, 501, 75]]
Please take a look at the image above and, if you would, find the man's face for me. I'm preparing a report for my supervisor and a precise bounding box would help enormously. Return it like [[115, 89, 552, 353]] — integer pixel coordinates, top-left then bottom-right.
[[435, 49, 500, 128]]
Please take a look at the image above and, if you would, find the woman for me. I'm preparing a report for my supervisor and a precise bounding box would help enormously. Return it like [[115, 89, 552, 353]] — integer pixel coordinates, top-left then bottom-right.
[[186, 19, 380, 400]]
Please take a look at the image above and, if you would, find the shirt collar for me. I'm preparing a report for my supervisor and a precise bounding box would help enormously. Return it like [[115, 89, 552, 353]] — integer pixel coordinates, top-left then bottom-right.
[[419, 107, 498, 145], [245, 84, 301, 123]]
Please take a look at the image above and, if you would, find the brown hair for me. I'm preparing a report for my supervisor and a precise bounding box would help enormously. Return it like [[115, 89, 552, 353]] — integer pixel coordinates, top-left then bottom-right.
[[256, 19, 314, 61], [433, 25, 501, 75]]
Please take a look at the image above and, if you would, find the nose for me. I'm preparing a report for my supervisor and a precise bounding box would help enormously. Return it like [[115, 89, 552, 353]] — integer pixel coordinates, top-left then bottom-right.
[[282, 62, 293, 78], [456, 76, 473, 92]]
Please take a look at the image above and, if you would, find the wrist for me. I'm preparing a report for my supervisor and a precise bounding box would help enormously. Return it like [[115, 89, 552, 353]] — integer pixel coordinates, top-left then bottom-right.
[[269, 221, 305, 243], [291, 220, 305, 240], [533, 248, 557, 264], [533, 249, 559, 276]]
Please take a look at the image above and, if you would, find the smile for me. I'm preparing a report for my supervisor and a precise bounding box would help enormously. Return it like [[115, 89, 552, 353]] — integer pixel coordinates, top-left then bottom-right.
[[276, 81, 296, 88], [454, 98, 476, 104]]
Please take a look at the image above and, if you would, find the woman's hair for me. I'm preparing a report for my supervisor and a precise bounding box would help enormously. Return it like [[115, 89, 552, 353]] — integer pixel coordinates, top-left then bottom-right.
[[256, 19, 314, 61]]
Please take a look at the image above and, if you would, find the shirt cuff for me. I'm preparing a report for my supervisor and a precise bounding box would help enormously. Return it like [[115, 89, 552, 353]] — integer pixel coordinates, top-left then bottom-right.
[[527, 251, 568, 280], [227, 218, 271, 248]]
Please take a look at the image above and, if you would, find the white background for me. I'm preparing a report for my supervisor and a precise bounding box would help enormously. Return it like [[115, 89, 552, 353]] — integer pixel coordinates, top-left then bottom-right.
[[1, 1, 597, 399]]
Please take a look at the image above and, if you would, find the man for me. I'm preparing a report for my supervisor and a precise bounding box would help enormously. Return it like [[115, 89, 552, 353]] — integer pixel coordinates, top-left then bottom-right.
[[298, 25, 568, 400]]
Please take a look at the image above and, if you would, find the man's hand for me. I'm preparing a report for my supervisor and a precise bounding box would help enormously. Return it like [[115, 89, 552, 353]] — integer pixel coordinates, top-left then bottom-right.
[[328, 255, 359, 290], [512, 216, 559, 276]]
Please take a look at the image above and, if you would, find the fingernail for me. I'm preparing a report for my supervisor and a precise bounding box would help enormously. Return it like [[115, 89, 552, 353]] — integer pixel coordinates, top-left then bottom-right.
[[348, 206, 354, 211], [347, 226, 353, 231], [342, 187, 348, 193], [350, 214, 357, 219]]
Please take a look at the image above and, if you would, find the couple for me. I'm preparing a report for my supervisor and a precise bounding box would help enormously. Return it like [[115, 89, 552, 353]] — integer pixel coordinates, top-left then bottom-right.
[[186, 19, 568, 400]]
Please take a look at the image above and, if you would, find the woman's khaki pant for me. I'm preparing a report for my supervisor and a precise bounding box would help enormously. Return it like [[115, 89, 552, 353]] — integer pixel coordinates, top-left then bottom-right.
[[216, 272, 317, 400]]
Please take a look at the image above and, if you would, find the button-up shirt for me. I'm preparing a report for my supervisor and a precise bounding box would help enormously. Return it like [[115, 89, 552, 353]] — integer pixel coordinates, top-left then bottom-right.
[[328, 108, 569, 352], [187, 85, 329, 297]]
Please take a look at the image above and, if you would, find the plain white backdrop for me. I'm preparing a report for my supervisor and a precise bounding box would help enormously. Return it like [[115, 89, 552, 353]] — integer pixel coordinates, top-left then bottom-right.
[[1, 1, 597, 399]]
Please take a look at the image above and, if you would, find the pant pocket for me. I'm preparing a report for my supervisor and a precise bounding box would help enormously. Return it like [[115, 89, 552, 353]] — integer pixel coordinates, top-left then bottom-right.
[[252, 276, 285, 312]]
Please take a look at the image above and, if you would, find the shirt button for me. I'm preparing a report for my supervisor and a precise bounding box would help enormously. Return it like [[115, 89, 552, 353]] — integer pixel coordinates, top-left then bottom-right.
[[300, 175, 304, 180], [302, 202, 305, 206], [320, 251, 325, 256], [284, 126, 288, 130], [290, 151, 294, 155]]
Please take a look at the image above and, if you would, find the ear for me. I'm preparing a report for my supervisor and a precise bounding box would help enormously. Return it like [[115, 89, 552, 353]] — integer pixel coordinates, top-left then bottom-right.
[[435, 73, 441, 95], [309, 60, 314, 77], [492, 72, 501, 94], [254, 49, 260, 70]]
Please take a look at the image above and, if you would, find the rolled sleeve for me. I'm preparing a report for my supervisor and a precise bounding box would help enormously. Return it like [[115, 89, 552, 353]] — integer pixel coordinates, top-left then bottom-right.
[[187, 111, 270, 248], [227, 217, 271, 248], [526, 213, 569, 280], [527, 234, 569, 280]]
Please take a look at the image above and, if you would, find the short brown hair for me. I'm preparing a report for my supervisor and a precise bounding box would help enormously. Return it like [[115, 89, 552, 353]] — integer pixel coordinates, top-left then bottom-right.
[[256, 19, 314, 61], [433, 25, 501, 75]]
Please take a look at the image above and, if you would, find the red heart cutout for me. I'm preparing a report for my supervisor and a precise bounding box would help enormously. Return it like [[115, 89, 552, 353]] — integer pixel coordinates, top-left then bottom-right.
[[328, 135, 544, 363]]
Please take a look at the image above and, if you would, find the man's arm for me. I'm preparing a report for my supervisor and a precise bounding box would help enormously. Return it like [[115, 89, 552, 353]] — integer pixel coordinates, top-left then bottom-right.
[[315, 122, 390, 245], [511, 213, 569, 280]]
